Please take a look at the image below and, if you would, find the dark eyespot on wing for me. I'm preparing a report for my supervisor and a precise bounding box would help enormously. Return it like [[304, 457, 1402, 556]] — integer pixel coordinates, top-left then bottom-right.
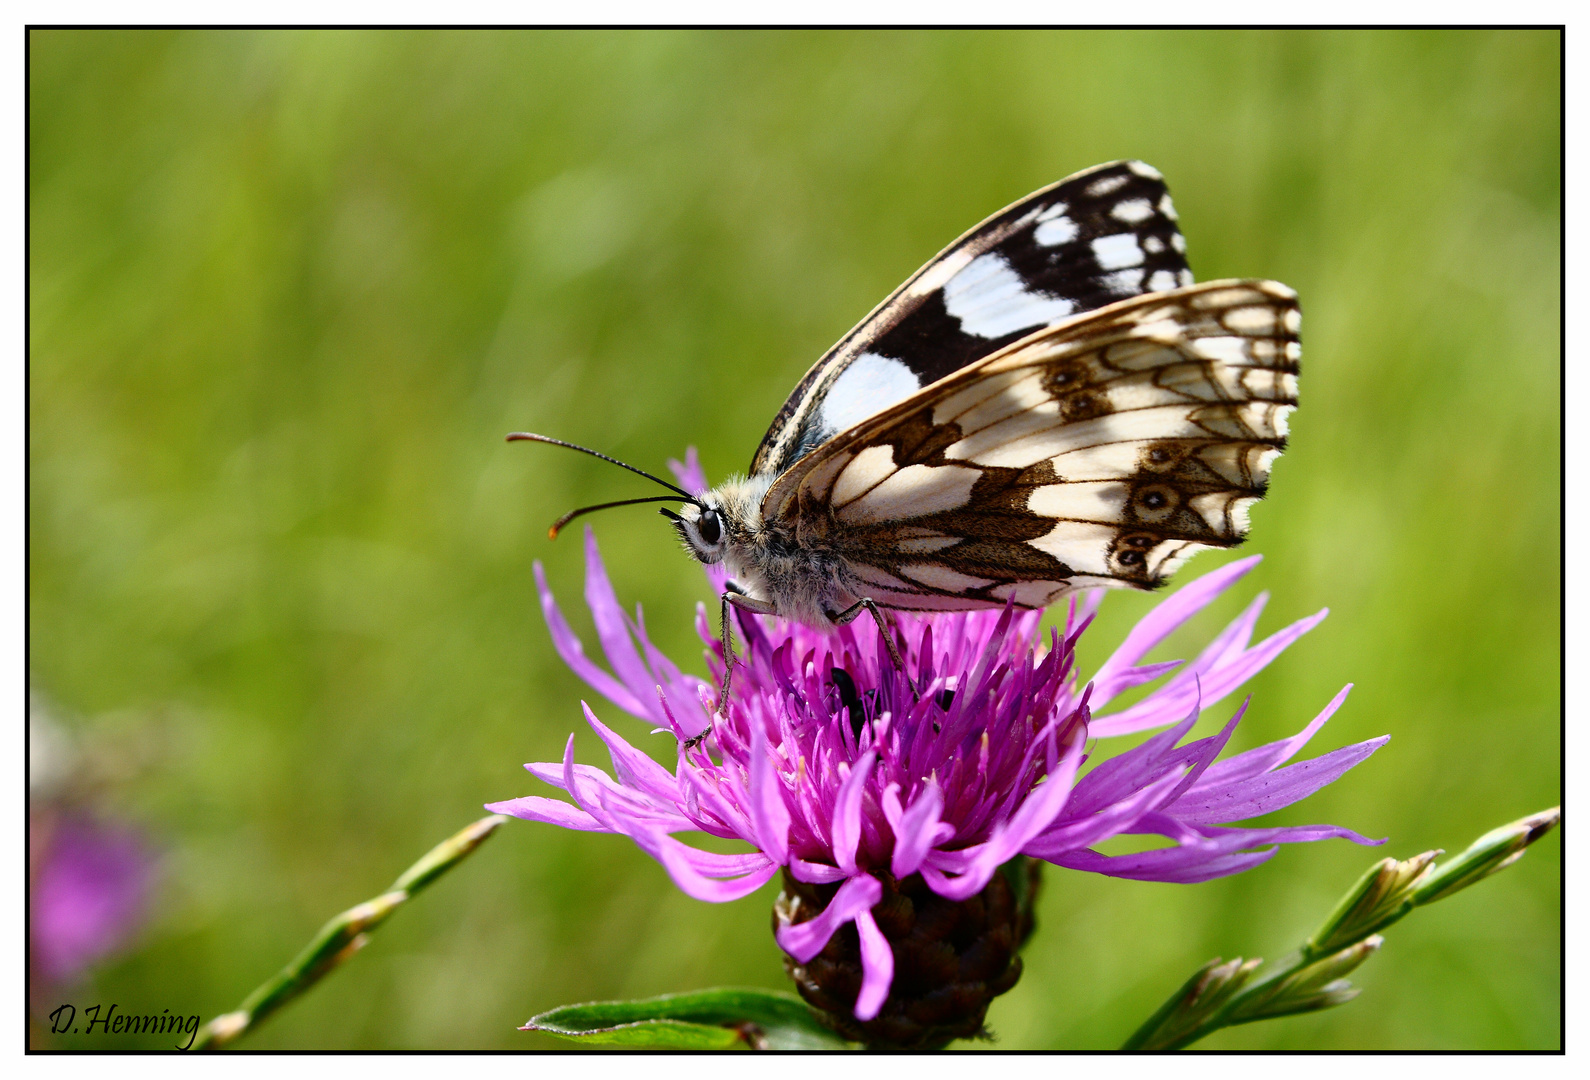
[[770, 280, 1300, 606]]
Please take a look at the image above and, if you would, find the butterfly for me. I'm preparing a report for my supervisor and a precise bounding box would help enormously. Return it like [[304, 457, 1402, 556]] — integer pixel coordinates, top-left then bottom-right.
[[513, 160, 1298, 695]]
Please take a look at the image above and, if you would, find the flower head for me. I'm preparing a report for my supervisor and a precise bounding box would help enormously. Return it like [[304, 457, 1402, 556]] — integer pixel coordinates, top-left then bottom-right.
[[29, 697, 158, 992], [490, 450, 1386, 1043], [30, 812, 156, 987]]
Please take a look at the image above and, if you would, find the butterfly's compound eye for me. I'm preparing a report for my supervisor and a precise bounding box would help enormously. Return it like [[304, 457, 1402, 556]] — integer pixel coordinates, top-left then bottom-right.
[[698, 508, 722, 546]]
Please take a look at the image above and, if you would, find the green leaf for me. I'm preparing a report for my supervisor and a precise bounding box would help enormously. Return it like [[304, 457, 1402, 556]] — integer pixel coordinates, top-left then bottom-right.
[[529, 1017, 743, 1050], [525, 987, 854, 1050]]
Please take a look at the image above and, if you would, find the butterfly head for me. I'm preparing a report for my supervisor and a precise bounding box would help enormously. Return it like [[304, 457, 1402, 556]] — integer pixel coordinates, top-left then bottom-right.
[[664, 499, 729, 564], [662, 474, 769, 567]]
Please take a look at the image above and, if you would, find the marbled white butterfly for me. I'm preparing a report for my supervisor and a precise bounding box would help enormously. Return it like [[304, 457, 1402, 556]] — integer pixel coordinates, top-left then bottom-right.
[[514, 160, 1298, 691]]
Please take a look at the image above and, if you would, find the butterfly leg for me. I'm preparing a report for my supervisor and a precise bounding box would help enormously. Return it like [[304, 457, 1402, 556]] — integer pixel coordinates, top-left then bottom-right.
[[826, 598, 920, 701], [686, 583, 776, 751]]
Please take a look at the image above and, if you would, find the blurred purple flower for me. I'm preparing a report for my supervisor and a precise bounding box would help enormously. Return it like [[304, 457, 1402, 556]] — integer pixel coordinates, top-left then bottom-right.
[[490, 450, 1386, 1022], [30, 813, 156, 986]]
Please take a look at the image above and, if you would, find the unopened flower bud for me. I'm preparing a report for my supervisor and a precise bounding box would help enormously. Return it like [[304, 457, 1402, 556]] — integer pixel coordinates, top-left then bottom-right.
[[1306, 850, 1439, 957], [1412, 808, 1560, 907], [1231, 936, 1383, 1023], [1122, 954, 1263, 1051]]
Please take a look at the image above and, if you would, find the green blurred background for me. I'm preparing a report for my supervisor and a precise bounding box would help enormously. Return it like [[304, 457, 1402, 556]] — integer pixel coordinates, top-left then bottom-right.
[[29, 29, 1559, 1050]]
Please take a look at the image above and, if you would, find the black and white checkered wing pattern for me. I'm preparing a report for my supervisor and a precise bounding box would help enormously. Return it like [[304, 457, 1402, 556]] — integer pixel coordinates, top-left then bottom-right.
[[753, 160, 1194, 478], [761, 281, 1300, 612]]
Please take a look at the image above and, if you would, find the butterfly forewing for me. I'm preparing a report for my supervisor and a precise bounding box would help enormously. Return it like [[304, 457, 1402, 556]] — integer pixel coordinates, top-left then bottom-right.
[[752, 160, 1195, 479], [764, 280, 1300, 611]]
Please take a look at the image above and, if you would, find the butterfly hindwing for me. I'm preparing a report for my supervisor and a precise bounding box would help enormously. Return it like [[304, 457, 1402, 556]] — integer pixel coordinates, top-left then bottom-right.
[[764, 280, 1300, 611], [752, 160, 1195, 479]]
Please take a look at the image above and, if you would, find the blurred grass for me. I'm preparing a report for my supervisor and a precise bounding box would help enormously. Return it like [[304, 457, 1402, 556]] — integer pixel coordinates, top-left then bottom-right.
[[28, 28, 1558, 1050]]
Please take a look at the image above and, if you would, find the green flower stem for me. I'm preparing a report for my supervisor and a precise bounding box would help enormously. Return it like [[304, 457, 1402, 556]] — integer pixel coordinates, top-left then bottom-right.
[[1122, 806, 1560, 1051], [192, 814, 509, 1051]]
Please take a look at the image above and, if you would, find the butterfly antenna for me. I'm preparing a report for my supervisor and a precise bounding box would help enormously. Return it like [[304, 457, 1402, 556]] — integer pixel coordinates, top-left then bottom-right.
[[506, 432, 698, 501], [546, 496, 693, 541]]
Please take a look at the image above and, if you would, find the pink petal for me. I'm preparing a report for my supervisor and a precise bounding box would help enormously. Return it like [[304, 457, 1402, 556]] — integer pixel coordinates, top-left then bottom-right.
[[1202, 590, 1270, 667], [638, 629, 712, 737], [853, 906, 895, 1021], [534, 562, 650, 719], [789, 859, 848, 884], [667, 448, 709, 496], [831, 752, 875, 875], [554, 740, 699, 835], [530, 740, 695, 832], [1093, 607, 1327, 737], [1152, 699, 1249, 808], [923, 734, 1084, 901], [1024, 766, 1189, 858], [1101, 592, 1269, 732], [1067, 706, 1202, 816], [1094, 593, 1269, 735], [1054, 820, 1383, 883], [644, 840, 779, 877], [1169, 735, 1390, 825], [1188, 685, 1353, 790], [880, 782, 905, 835], [1056, 844, 1279, 883], [521, 760, 689, 830], [747, 721, 791, 864], [1088, 556, 1261, 708], [1197, 823, 1385, 846], [655, 685, 708, 745], [776, 873, 882, 962], [1066, 588, 1106, 640], [583, 530, 664, 720], [1090, 659, 1187, 706], [635, 828, 779, 902], [523, 760, 584, 791], [675, 745, 761, 837], [582, 703, 684, 806], [557, 735, 618, 831], [484, 796, 607, 831], [1122, 810, 1212, 846], [996, 730, 1084, 847], [889, 781, 947, 879]]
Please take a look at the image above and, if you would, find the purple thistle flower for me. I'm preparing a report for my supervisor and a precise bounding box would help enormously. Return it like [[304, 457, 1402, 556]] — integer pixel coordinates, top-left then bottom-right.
[[490, 449, 1386, 1040], [30, 812, 156, 987]]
